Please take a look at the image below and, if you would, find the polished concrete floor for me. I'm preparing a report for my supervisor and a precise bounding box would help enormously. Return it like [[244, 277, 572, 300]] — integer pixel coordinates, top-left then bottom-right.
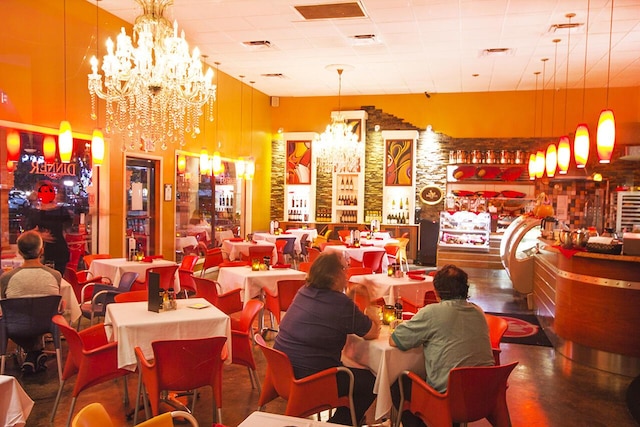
[[8, 267, 639, 426]]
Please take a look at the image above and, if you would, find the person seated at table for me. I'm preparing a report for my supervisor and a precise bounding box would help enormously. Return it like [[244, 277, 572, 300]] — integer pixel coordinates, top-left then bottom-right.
[[389, 264, 494, 427], [0, 230, 61, 374], [274, 252, 381, 426]]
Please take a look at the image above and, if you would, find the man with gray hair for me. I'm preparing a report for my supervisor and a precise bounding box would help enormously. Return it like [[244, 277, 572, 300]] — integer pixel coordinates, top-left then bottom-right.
[[0, 230, 61, 374]]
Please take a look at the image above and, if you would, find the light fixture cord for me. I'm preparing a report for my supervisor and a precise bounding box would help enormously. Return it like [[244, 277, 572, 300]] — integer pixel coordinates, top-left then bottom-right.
[[605, 0, 614, 107], [250, 81, 254, 154], [337, 69, 343, 113], [215, 62, 220, 149], [551, 39, 560, 137], [63, 0, 68, 119], [533, 72, 540, 137], [95, 1, 99, 124], [540, 58, 548, 136], [563, 15, 572, 133], [581, 0, 591, 119], [239, 75, 244, 146]]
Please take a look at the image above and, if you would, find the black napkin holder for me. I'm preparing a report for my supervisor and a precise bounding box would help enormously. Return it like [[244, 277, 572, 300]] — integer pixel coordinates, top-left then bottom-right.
[[148, 272, 162, 312]]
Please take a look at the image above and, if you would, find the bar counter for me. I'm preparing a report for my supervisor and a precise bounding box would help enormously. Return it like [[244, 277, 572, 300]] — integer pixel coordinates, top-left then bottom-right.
[[534, 240, 640, 376]]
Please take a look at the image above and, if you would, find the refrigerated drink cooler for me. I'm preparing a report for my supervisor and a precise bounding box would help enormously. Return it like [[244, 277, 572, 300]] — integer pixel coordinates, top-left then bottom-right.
[[499, 215, 541, 296]]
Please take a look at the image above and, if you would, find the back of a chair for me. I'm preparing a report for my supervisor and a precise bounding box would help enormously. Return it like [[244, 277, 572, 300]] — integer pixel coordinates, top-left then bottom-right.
[[254, 333, 297, 401], [82, 254, 111, 269], [117, 271, 140, 292], [114, 290, 148, 303], [346, 266, 373, 279], [249, 245, 274, 262], [308, 247, 321, 262], [362, 250, 385, 273], [201, 247, 224, 276], [192, 276, 220, 305], [276, 279, 305, 312], [71, 402, 113, 427], [338, 230, 352, 242], [234, 299, 264, 333], [484, 313, 508, 365], [51, 315, 85, 379], [280, 237, 296, 255], [423, 290, 439, 306], [146, 265, 178, 289], [0, 295, 62, 352], [63, 266, 83, 300], [299, 233, 310, 258], [179, 255, 199, 272], [447, 362, 518, 425], [298, 262, 312, 273], [384, 244, 400, 256]]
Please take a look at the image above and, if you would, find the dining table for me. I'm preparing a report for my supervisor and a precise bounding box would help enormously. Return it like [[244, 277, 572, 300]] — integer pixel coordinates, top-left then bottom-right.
[[60, 279, 81, 322], [349, 273, 434, 306], [252, 232, 302, 254], [323, 245, 390, 271], [216, 265, 307, 303], [239, 411, 327, 427], [0, 374, 34, 427], [221, 240, 278, 265], [89, 257, 180, 291], [342, 325, 426, 421], [104, 297, 231, 370], [175, 235, 199, 253], [1, 256, 23, 271]]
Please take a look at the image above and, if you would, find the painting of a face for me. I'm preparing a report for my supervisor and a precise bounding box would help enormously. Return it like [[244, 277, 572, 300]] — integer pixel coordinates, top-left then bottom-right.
[[38, 183, 56, 204]]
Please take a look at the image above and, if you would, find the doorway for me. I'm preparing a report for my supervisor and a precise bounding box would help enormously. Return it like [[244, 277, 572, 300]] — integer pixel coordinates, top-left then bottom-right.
[[125, 157, 160, 256]]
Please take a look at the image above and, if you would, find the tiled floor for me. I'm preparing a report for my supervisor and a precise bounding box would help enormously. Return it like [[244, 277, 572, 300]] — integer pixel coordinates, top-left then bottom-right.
[[7, 267, 639, 426]]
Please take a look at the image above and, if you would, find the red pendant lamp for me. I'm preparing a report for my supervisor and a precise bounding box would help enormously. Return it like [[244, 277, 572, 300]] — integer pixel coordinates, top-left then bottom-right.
[[535, 151, 545, 179], [212, 151, 223, 176], [58, 121, 73, 163], [574, 124, 590, 168], [597, 110, 615, 163], [546, 144, 557, 177], [6, 129, 20, 162], [557, 136, 571, 174], [528, 153, 537, 180], [43, 135, 57, 163]]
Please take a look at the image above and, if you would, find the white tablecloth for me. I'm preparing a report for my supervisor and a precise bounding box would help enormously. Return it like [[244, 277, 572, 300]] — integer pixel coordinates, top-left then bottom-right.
[[105, 298, 231, 370], [0, 375, 34, 427], [342, 326, 425, 420], [89, 258, 180, 291], [1, 256, 23, 271], [216, 266, 307, 303], [60, 279, 81, 322], [253, 232, 302, 253], [360, 237, 399, 248], [175, 236, 199, 252], [239, 411, 326, 427], [323, 245, 390, 271], [221, 241, 278, 265], [349, 273, 434, 305]]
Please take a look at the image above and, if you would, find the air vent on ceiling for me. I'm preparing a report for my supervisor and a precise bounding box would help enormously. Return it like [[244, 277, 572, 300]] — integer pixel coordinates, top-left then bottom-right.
[[480, 48, 514, 57], [294, 2, 366, 20], [548, 22, 583, 33], [242, 40, 271, 49], [349, 34, 379, 45], [261, 73, 288, 79]]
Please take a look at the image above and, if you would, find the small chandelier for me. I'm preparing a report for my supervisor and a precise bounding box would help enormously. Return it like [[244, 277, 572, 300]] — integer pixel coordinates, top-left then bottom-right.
[[88, 0, 216, 152], [315, 67, 363, 174]]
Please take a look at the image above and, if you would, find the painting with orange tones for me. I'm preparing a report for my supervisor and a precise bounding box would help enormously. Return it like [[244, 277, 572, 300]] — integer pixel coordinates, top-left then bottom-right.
[[287, 140, 312, 184], [386, 139, 413, 186]]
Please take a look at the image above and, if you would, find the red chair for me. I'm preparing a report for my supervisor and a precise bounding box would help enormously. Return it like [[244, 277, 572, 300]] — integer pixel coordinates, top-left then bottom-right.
[[178, 255, 199, 298], [50, 315, 132, 427], [64, 266, 111, 303], [201, 248, 224, 277], [81, 254, 111, 269], [361, 250, 385, 274], [274, 239, 288, 265], [337, 229, 352, 242], [275, 237, 296, 267], [263, 279, 305, 334], [345, 266, 373, 279], [254, 334, 357, 425], [133, 265, 178, 292], [485, 313, 509, 365], [298, 261, 312, 273], [134, 336, 227, 423], [402, 290, 440, 314], [308, 247, 321, 263], [384, 243, 400, 266], [193, 276, 243, 316], [230, 300, 264, 390], [395, 362, 519, 427], [114, 290, 148, 303], [248, 245, 275, 265]]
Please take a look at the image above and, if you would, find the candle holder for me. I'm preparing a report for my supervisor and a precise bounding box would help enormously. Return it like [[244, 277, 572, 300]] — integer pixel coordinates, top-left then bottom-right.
[[382, 305, 396, 325], [251, 258, 260, 271], [387, 265, 394, 277]]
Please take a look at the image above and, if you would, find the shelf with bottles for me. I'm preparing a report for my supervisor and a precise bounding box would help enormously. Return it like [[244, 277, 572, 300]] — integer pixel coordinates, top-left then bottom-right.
[[338, 210, 359, 224], [286, 187, 313, 223], [315, 208, 333, 223], [383, 190, 413, 225], [365, 210, 383, 224], [332, 171, 363, 224]]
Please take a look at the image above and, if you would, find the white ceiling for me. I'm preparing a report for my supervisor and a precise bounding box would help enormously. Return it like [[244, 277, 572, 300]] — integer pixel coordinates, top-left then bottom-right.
[[91, 0, 640, 97]]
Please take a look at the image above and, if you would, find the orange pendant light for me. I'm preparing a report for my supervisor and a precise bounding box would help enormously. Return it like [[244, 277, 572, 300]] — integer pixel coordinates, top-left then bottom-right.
[[177, 154, 186, 174], [245, 158, 255, 180], [6, 129, 20, 162], [43, 135, 57, 163], [91, 129, 104, 166], [212, 151, 223, 176], [58, 120, 73, 163], [528, 154, 537, 180], [535, 151, 545, 179], [573, 124, 590, 168], [546, 144, 557, 177], [200, 149, 210, 175], [6, 160, 15, 173], [236, 158, 246, 179], [596, 109, 615, 163], [557, 136, 571, 174]]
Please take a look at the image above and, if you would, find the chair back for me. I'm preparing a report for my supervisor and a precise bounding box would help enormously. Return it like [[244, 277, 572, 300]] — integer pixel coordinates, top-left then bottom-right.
[[484, 313, 508, 365], [63, 266, 84, 301], [114, 290, 148, 303], [71, 402, 113, 427], [179, 255, 199, 272], [235, 299, 264, 334], [249, 245, 275, 262], [254, 333, 297, 401], [81, 254, 111, 269], [299, 233, 310, 258], [384, 243, 400, 256], [298, 261, 312, 273], [308, 247, 321, 262], [337, 229, 352, 242], [0, 295, 62, 353], [146, 265, 178, 290], [178, 270, 196, 296], [117, 271, 140, 292], [346, 266, 373, 279], [275, 279, 305, 313], [275, 239, 288, 264], [362, 250, 385, 273], [424, 290, 439, 305], [192, 276, 243, 315], [201, 248, 224, 277]]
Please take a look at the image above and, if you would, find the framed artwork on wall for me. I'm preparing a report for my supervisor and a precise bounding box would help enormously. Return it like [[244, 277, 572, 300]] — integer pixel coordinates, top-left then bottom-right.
[[385, 139, 413, 186], [286, 140, 312, 184]]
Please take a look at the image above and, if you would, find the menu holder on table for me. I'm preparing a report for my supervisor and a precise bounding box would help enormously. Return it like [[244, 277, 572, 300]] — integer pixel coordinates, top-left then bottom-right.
[[148, 272, 162, 312]]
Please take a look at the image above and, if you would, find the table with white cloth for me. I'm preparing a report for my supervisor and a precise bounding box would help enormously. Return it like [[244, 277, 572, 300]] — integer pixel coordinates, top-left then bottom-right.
[[360, 238, 399, 248], [0, 374, 34, 427], [216, 266, 307, 303], [239, 411, 327, 427], [89, 258, 180, 291], [281, 228, 318, 246], [349, 273, 434, 305], [252, 232, 302, 254], [1, 256, 23, 271], [175, 235, 199, 252], [342, 325, 425, 421], [60, 279, 81, 322], [360, 231, 393, 240], [221, 240, 277, 265], [104, 298, 231, 370], [323, 245, 390, 271]]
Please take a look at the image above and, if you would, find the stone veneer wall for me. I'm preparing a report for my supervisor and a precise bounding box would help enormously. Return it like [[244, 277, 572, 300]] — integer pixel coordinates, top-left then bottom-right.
[[271, 106, 640, 230]]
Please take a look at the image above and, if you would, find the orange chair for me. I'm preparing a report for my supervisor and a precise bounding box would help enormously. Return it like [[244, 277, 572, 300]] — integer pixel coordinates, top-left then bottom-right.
[[81, 254, 111, 269], [178, 255, 199, 298], [200, 248, 224, 277], [50, 315, 132, 427], [298, 261, 312, 273], [308, 247, 321, 263], [384, 243, 400, 265], [248, 245, 275, 265], [71, 402, 197, 427], [64, 266, 111, 303], [134, 336, 227, 423], [254, 334, 357, 425], [345, 266, 373, 279], [402, 290, 440, 314], [193, 276, 243, 315], [396, 362, 519, 427], [361, 250, 385, 273], [263, 279, 305, 334], [114, 290, 148, 303], [134, 265, 178, 292], [230, 300, 264, 390], [274, 239, 287, 264], [485, 313, 509, 365], [337, 229, 352, 242]]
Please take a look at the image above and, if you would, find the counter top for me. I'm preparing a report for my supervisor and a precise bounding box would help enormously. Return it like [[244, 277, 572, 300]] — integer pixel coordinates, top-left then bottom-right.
[[538, 239, 640, 264]]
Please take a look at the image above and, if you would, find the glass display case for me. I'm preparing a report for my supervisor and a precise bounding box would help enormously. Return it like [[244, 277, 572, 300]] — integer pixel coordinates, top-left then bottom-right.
[[439, 211, 491, 252]]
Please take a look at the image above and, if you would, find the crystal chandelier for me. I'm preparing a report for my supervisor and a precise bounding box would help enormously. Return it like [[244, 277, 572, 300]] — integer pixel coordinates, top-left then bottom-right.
[[88, 0, 216, 152], [315, 68, 363, 174]]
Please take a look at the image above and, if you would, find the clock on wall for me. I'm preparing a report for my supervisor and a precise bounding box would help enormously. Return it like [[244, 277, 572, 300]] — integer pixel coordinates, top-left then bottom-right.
[[419, 185, 444, 205]]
